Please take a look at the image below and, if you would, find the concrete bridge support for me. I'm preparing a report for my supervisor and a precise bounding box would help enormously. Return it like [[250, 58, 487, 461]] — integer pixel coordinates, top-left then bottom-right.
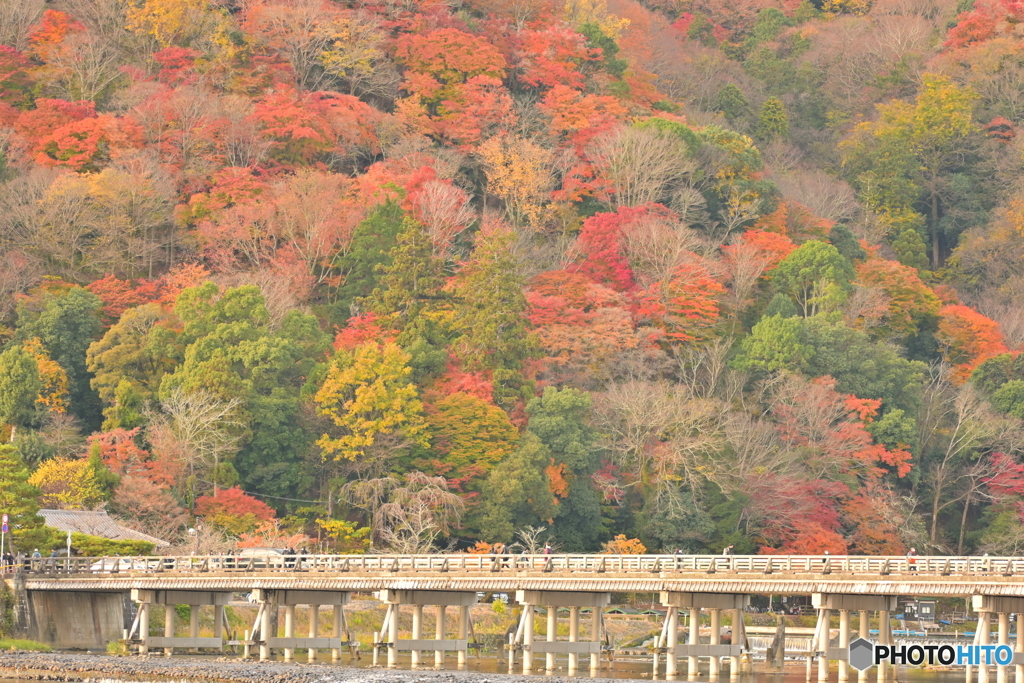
[[251, 589, 349, 662], [25, 589, 131, 650], [812, 594, 897, 683], [660, 592, 748, 680], [130, 589, 230, 656], [972, 596, 1024, 683], [379, 589, 477, 669], [514, 590, 610, 675]]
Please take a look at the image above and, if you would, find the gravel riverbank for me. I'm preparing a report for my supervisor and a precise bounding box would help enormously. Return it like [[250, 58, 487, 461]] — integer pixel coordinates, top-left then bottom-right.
[[0, 653, 642, 683]]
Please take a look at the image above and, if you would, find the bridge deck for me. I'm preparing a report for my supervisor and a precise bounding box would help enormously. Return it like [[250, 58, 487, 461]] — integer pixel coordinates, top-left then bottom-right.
[[11, 554, 1024, 597]]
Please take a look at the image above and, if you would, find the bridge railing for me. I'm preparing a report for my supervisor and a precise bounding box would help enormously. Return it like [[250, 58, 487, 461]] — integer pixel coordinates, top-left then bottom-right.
[[7, 553, 1024, 578]]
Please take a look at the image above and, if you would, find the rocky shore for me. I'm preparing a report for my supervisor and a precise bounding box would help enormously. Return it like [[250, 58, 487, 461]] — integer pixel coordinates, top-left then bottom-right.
[[0, 653, 639, 683]]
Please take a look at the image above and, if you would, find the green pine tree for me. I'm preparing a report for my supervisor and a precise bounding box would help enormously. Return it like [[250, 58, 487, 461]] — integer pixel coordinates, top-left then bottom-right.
[[364, 219, 449, 332], [756, 96, 789, 141], [333, 200, 406, 321], [715, 84, 749, 123], [452, 228, 538, 409], [0, 444, 45, 552], [0, 346, 41, 439], [828, 223, 867, 262], [892, 228, 930, 272]]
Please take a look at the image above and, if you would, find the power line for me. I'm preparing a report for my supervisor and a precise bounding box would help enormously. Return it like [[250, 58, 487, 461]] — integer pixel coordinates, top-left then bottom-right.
[[196, 479, 326, 505]]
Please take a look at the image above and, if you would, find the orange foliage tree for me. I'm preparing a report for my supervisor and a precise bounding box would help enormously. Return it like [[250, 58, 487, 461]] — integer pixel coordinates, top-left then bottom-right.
[[937, 304, 1008, 381]]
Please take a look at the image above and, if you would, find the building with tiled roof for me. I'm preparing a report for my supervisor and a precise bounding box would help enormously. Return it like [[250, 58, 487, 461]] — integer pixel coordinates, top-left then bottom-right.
[[39, 509, 169, 547]]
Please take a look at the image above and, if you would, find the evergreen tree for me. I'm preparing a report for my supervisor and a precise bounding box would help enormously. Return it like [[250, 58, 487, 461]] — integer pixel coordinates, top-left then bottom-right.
[[756, 97, 790, 141], [0, 444, 44, 551], [478, 433, 557, 542], [892, 228, 930, 271], [15, 287, 103, 429], [452, 228, 538, 409], [334, 200, 406, 320], [763, 292, 799, 318], [365, 219, 449, 332], [0, 346, 41, 439], [527, 387, 604, 551], [828, 224, 867, 262], [715, 84, 749, 123]]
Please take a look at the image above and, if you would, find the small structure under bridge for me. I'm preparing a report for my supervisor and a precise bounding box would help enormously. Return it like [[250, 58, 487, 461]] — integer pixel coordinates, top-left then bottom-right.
[[8, 553, 1024, 680]]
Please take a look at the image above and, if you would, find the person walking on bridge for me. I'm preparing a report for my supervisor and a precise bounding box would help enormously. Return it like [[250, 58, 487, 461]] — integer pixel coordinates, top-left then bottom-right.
[[907, 547, 917, 571], [722, 545, 734, 556]]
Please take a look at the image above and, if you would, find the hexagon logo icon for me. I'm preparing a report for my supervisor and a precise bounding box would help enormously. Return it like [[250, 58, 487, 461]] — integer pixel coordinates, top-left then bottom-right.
[[849, 637, 875, 671]]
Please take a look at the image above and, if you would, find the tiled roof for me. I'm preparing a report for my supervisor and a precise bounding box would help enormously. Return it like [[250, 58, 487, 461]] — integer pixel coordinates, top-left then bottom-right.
[[39, 509, 170, 546]]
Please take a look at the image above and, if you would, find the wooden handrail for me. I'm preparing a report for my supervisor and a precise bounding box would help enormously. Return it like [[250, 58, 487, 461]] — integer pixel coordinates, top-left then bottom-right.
[[16, 553, 1024, 579]]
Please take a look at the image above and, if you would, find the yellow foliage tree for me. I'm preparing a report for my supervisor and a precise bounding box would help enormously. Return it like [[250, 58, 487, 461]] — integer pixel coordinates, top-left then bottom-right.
[[563, 0, 630, 38], [318, 14, 391, 97], [126, 0, 231, 49], [28, 457, 104, 510], [315, 342, 429, 461], [822, 0, 871, 14], [316, 518, 371, 553], [479, 134, 555, 230], [22, 337, 69, 414], [601, 534, 647, 554]]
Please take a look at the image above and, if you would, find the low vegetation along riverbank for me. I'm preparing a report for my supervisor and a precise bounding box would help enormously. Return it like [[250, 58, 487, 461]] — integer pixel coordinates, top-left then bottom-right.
[[0, 652, 634, 683]]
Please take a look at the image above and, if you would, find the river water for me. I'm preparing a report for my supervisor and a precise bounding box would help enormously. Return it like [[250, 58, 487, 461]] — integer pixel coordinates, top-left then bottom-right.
[[0, 653, 982, 683]]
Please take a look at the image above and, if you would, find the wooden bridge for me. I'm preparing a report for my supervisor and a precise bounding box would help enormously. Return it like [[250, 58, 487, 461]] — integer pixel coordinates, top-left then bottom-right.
[[8, 553, 1024, 682]]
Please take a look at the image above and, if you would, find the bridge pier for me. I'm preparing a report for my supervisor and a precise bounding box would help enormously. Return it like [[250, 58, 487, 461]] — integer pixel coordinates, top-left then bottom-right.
[[379, 589, 477, 669], [131, 590, 232, 656], [972, 596, 1024, 683], [858, 610, 869, 683], [515, 590, 609, 676], [138, 603, 150, 655], [813, 594, 897, 683], [309, 604, 319, 662], [838, 609, 850, 683], [999, 612, 1009, 683], [1017, 612, 1023, 683], [709, 608, 721, 680], [252, 589, 349, 662], [661, 592, 748, 680], [283, 605, 295, 661]]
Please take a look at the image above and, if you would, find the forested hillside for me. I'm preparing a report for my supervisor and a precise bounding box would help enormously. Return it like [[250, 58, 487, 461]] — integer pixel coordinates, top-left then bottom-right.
[[2, 0, 1024, 556]]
